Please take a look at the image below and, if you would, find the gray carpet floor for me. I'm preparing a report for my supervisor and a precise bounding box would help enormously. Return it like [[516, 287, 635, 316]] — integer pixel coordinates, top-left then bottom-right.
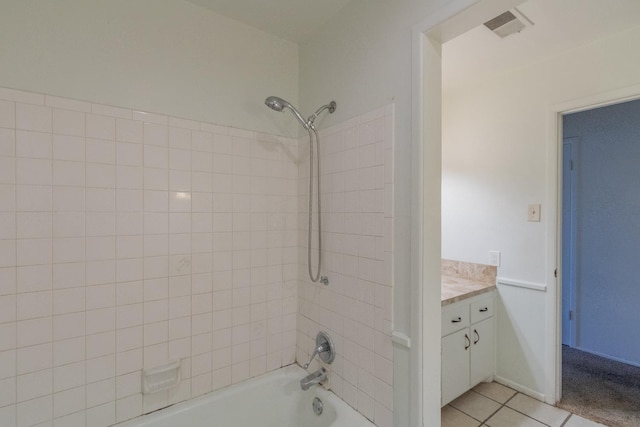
[[558, 346, 640, 427]]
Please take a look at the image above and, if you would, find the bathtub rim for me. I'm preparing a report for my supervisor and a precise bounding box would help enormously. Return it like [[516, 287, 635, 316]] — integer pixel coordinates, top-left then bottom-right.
[[114, 363, 376, 427]]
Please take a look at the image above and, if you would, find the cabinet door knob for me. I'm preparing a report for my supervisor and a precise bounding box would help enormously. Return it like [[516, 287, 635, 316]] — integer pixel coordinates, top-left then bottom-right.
[[474, 329, 480, 344], [479, 307, 489, 312], [451, 317, 462, 323], [464, 334, 470, 350]]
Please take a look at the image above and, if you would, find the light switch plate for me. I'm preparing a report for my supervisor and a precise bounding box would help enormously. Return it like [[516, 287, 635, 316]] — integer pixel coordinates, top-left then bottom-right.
[[528, 204, 541, 222]]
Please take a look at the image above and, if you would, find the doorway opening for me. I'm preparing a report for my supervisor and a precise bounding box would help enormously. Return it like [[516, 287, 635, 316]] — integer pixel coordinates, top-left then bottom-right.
[[557, 98, 640, 426], [412, 1, 528, 425]]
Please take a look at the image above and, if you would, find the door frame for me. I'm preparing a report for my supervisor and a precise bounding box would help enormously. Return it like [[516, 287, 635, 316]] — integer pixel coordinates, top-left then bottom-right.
[[549, 84, 640, 402], [561, 137, 579, 348], [410, 0, 526, 424]]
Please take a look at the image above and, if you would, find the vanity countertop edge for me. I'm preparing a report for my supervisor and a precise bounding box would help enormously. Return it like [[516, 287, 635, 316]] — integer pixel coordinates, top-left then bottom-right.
[[441, 276, 496, 306]]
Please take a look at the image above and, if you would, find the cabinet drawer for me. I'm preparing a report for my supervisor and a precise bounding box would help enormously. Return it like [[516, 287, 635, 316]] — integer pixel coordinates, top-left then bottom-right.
[[442, 305, 470, 336], [470, 296, 494, 323]]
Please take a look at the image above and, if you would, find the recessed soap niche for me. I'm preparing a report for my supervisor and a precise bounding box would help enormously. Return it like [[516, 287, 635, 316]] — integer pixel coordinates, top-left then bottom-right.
[[142, 360, 182, 394]]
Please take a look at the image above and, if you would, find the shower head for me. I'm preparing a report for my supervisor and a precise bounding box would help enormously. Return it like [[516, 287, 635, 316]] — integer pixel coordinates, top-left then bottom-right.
[[265, 96, 288, 112], [265, 96, 309, 129]]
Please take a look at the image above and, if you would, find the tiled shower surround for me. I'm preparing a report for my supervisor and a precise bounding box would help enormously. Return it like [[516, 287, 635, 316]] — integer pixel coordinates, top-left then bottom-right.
[[0, 86, 394, 427], [297, 105, 394, 427]]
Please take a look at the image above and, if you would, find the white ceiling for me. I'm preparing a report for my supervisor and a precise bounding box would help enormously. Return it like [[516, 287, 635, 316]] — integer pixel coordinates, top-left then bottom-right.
[[185, 0, 640, 90], [443, 0, 640, 93], [185, 0, 353, 43]]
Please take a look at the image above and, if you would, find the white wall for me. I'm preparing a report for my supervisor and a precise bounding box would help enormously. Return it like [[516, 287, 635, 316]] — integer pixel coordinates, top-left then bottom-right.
[[300, 0, 448, 333], [0, 87, 300, 427], [442, 24, 640, 398], [298, 2, 450, 424], [0, 0, 299, 137], [564, 99, 640, 366], [0, 2, 304, 425]]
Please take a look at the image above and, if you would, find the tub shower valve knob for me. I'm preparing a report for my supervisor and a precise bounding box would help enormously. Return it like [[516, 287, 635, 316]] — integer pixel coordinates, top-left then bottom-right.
[[303, 331, 335, 369]]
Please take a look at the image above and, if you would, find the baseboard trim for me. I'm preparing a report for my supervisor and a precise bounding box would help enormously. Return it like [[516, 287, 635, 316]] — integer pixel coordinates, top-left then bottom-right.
[[494, 375, 546, 402]]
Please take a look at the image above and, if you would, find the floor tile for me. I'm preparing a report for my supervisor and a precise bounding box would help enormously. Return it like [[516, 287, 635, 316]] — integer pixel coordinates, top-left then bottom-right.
[[441, 405, 481, 427], [485, 407, 547, 427], [563, 414, 608, 426], [473, 381, 517, 404], [506, 393, 570, 426], [450, 390, 501, 423]]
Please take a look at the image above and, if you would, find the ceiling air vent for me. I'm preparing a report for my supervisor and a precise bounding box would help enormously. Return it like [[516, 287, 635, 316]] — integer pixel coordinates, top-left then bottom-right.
[[484, 9, 533, 38]]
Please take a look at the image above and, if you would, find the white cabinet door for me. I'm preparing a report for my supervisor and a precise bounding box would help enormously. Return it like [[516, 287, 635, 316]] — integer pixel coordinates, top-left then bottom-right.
[[441, 328, 470, 406], [470, 317, 494, 386]]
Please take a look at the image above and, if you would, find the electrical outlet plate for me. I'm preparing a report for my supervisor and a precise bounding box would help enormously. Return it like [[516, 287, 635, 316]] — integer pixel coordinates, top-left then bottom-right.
[[528, 204, 541, 222], [488, 250, 500, 267]]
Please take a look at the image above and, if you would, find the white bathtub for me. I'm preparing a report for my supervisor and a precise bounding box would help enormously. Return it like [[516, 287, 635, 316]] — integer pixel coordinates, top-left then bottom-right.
[[116, 365, 376, 427]]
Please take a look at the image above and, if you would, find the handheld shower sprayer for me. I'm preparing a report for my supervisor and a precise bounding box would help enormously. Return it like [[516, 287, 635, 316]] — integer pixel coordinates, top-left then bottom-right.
[[264, 96, 309, 129], [264, 96, 337, 284]]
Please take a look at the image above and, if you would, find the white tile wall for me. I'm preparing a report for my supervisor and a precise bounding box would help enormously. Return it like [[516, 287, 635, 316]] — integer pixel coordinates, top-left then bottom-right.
[[0, 88, 299, 427], [296, 105, 395, 427]]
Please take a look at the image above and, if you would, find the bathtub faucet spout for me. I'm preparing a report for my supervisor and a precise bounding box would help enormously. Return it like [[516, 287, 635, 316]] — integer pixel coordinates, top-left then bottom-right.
[[300, 367, 327, 391]]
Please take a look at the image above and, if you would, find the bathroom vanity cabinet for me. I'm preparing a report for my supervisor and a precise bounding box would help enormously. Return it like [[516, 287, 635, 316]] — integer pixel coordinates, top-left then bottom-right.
[[441, 291, 495, 406]]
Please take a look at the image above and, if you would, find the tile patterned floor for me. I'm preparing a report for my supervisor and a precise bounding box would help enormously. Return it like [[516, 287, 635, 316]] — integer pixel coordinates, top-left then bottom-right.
[[442, 382, 607, 427]]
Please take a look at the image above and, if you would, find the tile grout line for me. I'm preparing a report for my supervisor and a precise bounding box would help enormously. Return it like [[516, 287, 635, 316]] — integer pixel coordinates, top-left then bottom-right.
[[501, 392, 575, 427], [447, 389, 507, 425], [559, 413, 573, 427], [479, 391, 520, 425], [458, 389, 565, 427]]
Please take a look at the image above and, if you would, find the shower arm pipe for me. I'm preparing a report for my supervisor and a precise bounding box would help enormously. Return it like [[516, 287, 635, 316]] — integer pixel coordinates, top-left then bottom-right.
[[306, 101, 337, 127], [307, 126, 322, 283]]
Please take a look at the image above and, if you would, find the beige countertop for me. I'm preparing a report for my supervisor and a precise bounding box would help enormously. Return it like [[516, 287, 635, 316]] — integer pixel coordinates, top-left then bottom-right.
[[441, 275, 496, 306]]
